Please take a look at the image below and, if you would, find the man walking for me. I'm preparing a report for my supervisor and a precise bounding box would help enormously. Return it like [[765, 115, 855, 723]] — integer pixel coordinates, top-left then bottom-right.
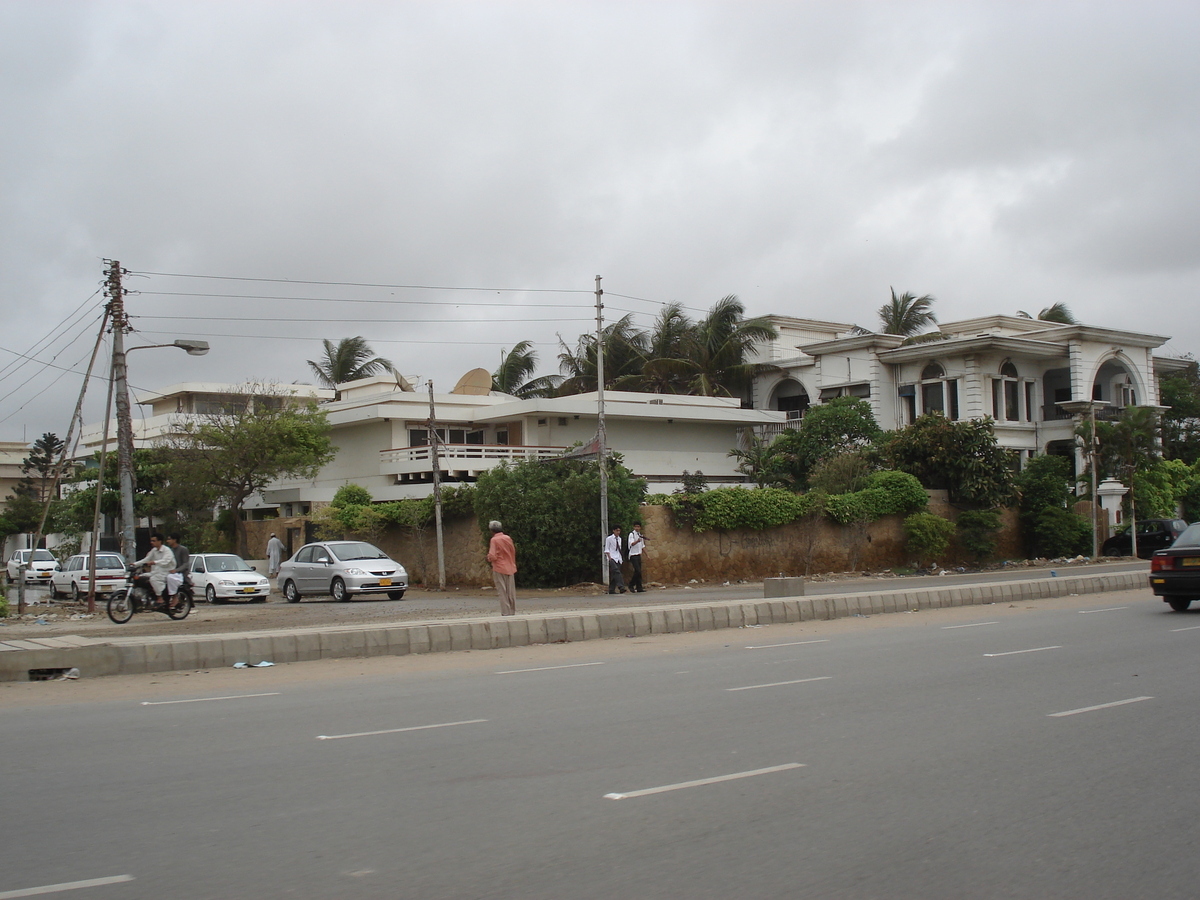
[[487, 520, 518, 616], [628, 522, 646, 592], [605, 525, 627, 594], [266, 533, 286, 578]]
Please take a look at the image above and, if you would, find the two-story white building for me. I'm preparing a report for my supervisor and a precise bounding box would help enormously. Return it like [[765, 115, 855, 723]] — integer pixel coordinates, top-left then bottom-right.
[[751, 314, 1189, 466]]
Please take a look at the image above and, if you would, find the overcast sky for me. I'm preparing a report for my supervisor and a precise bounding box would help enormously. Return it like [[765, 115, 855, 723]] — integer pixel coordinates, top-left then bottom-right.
[[2, 0, 1197, 446]]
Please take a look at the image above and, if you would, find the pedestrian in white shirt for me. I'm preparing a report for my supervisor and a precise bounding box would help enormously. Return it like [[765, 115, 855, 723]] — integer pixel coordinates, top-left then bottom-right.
[[628, 522, 646, 593], [604, 525, 627, 594]]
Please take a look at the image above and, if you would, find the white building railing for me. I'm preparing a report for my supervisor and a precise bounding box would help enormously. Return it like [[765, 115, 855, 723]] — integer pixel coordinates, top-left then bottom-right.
[[379, 443, 567, 476]]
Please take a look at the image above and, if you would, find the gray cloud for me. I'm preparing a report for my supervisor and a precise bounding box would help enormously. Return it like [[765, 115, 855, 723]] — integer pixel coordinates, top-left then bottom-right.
[[1, 0, 1196, 442]]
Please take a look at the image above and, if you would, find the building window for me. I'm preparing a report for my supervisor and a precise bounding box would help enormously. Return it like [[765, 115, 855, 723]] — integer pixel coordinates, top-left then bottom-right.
[[905, 363, 959, 422], [992, 361, 1033, 423]]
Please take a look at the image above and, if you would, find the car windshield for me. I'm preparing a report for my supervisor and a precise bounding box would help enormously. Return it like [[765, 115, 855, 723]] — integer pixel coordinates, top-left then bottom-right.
[[1172, 524, 1200, 548], [31, 550, 55, 562], [206, 555, 254, 572], [330, 542, 388, 561], [94, 556, 124, 570]]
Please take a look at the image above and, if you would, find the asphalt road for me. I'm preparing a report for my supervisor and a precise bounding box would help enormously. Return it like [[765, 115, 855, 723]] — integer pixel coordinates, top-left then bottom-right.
[[2, 584, 1195, 899]]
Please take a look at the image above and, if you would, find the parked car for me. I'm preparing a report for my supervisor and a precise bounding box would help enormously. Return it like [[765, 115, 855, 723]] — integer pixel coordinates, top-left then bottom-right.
[[6, 548, 59, 584], [1101, 518, 1187, 558], [49, 552, 128, 600], [1149, 523, 1200, 611], [188, 553, 271, 603], [278, 540, 407, 603]]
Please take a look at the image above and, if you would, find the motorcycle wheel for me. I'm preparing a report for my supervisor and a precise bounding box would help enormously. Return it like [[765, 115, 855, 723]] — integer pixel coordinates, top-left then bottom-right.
[[167, 589, 193, 620], [107, 590, 134, 624]]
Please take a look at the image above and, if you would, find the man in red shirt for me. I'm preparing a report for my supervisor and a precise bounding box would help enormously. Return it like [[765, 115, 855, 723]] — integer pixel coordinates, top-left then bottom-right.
[[487, 520, 518, 616]]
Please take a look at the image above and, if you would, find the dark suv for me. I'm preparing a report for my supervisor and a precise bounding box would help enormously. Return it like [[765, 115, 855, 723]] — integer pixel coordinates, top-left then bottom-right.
[[1101, 518, 1188, 559]]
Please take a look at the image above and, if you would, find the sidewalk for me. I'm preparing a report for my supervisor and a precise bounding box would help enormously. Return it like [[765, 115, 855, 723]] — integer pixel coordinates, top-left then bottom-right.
[[0, 568, 1148, 681]]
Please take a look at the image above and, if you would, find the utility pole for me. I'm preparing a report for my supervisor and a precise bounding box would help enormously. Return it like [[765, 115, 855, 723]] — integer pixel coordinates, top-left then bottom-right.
[[427, 381, 446, 590], [106, 260, 138, 562], [596, 275, 608, 586]]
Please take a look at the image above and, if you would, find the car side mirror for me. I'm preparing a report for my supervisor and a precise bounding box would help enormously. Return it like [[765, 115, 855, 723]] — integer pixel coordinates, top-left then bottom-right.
[[317, 556, 331, 564]]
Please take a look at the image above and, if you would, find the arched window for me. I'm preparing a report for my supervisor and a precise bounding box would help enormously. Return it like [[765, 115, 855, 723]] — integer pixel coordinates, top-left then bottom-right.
[[901, 361, 959, 423], [992, 360, 1032, 422]]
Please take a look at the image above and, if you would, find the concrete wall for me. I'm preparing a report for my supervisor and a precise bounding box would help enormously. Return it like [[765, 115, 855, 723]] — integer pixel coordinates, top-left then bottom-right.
[[244, 493, 1025, 588]]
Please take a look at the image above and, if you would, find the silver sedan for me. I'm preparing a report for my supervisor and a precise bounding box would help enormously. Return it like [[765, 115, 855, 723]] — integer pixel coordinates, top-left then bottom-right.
[[277, 540, 408, 603]]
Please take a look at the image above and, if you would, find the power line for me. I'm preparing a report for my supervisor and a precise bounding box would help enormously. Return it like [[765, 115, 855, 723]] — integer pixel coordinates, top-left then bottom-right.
[[132, 314, 593, 325], [133, 329, 561, 347], [131, 269, 592, 294], [134, 290, 591, 308]]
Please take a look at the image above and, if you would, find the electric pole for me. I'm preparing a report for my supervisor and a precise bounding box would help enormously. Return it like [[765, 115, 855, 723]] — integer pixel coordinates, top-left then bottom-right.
[[427, 381, 446, 590], [596, 275, 608, 586], [106, 260, 138, 562]]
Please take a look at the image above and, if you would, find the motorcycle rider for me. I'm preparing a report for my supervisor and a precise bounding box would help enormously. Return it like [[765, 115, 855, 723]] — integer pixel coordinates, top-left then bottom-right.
[[133, 533, 175, 606], [166, 533, 191, 603]]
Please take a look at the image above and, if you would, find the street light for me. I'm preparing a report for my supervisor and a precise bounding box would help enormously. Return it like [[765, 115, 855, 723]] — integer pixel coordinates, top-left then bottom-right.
[[112, 338, 210, 560]]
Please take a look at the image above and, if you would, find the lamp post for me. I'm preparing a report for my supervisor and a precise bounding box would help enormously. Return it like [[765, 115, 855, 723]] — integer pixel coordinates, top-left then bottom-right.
[[111, 338, 209, 560]]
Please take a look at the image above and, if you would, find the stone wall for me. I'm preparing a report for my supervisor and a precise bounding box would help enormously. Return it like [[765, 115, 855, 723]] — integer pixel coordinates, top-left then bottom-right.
[[244, 493, 1026, 587]]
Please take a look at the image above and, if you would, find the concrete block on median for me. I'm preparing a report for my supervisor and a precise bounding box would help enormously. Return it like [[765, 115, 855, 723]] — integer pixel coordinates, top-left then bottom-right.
[[764, 577, 806, 598], [564, 616, 585, 642], [408, 626, 432, 654], [427, 624, 452, 653], [386, 628, 412, 656], [319, 630, 366, 660], [545, 617, 568, 643], [580, 614, 601, 641], [525, 618, 547, 645], [664, 608, 685, 633], [631, 610, 652, 635], [293, 631, 322, 662]]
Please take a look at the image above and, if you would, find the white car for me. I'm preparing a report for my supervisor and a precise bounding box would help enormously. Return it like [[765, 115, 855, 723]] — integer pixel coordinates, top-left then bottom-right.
[[6, 549, 59, 584], [49, 552, 128, 601], [188, 553, 271, 603]]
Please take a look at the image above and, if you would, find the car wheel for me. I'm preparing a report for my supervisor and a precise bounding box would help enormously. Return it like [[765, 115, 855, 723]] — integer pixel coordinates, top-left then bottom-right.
[[283, 580, 301, 604], [1168, 598, 1193, 612], [387, 590, 406, 600], [206, 584, 218, 604], [49, 581, 59, 600], [73, 584, 84, 603], [331, 577, 348, 602]]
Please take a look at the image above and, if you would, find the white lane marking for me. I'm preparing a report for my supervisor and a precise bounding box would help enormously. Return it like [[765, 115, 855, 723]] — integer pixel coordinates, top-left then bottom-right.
[[604, 763, 805, 800], [983, 646, 1062, 657], [1078, 606, 1129, 614], [1170, 624, 1200, 632], [141, 692, 280, 706], [941, 621, 999, 629], [0, 874, 134, 898], [317, 719, 487, 740], [727, 676, 832, 692], [495, 662, 606, 674], [1048, 696, 1153, 718], [745, 639, 829, 649]]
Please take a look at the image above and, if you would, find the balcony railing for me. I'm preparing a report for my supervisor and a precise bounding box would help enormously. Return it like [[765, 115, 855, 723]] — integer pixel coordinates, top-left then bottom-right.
[[380, 443, 567, 476]]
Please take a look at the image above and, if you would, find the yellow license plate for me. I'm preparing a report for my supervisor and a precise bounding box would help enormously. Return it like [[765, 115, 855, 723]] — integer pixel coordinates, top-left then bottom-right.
[[1182, 558, 1200, 567], [241, 587, 256, 593], [38, 572, 51, 578], [380, 578, 391, 586], [101, 585, 113, 592]]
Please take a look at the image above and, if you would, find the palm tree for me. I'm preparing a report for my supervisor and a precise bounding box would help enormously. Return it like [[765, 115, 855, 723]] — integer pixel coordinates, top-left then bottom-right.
[[1093, 405, 1160, 557], [492, 341, 560, 398], [879, 287, 937, 337], [671, 295, 780, 397], [556, 314, 649, 395], [307, 337, 396, 391], [1017, 303, 1078, 324], [622, 302, 694, 394]]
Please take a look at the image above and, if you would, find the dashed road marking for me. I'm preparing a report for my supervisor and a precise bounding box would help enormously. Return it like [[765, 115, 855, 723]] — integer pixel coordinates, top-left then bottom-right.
[[604, 763, 805, 800], [1048, 697, 1153, 717], [727, 676, 832, 692], [317, 719, 487, 740]]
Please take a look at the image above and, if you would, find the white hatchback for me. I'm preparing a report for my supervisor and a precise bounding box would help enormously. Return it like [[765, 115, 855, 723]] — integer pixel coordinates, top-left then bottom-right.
[[6, 549, 59, 584], [49, 553, 128, 600], [189, 553, 271, 603]]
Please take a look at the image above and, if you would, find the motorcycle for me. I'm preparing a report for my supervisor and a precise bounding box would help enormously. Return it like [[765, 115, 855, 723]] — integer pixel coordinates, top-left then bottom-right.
[[107, 566, 194, 624]]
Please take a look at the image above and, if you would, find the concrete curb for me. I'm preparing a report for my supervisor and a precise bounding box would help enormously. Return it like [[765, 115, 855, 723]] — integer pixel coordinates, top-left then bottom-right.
[[0, 571, 1147, 681]]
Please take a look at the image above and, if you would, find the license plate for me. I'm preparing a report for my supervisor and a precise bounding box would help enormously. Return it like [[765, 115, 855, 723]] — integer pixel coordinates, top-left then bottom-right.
[[241, 587, 256, 593], [1183, 558, 1200, 567], [101, 585, 113, 592], [38, 572, 51, 578], [380, 578, 391, 586]]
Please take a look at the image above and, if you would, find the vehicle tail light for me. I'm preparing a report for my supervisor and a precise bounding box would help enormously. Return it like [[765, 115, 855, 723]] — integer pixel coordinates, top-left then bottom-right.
[[1151, 555, 1172, 572]]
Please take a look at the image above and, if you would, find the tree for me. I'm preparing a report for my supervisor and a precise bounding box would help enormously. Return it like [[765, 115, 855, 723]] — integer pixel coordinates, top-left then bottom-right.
[[307, 337, 396, 391], [1017, 303, 1077, 324], [162, 386, 336, 556], [637, 296, 780, 397], [473, 456, 646, 586], [1092, 405, 1160, 557], [728, 429, 787, 488], [903, 512, 956, 569], [1014, 454, 1078, 557], [879, 413, 1016, 508], [22, 433, 66, 504], [1158, 358, 1200, 464], [556, 314, 649, 394], [879, 287, 937, 337], [492, 341, 560, 398], [763, 397, 882, 489]]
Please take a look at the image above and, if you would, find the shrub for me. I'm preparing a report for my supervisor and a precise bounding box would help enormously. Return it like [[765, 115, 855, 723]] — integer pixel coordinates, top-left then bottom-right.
[[1033, 507, 1092, 558], [903, 512, 956, 567], [956, 509, 1003, 564], [331, 483, 373, 508]]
